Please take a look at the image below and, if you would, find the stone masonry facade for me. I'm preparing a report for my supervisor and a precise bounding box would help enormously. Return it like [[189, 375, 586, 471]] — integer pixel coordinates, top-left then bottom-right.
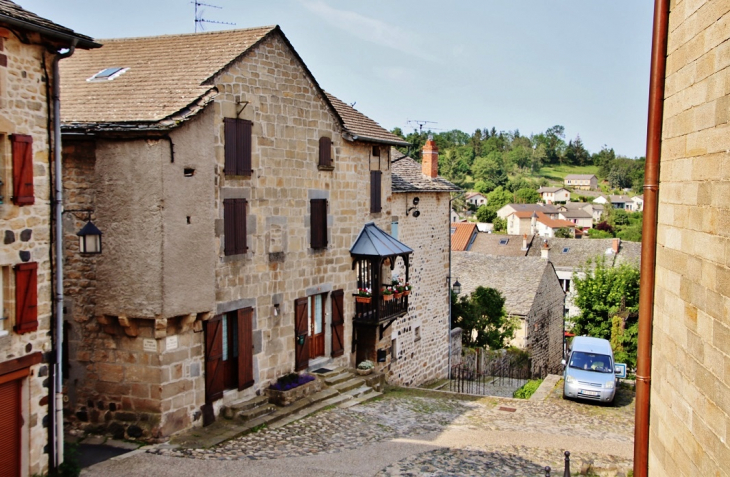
[[526, 262, 564, 375], [0, 31, 58, 476], [649, 0, 730, 475]]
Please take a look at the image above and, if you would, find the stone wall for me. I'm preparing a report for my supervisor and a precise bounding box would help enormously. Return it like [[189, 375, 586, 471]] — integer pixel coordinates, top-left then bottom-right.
[[649, 1, 730, 475], [0, 32, 56, 475], [525, 263, 564, 375], [388, 192, 451, 386]]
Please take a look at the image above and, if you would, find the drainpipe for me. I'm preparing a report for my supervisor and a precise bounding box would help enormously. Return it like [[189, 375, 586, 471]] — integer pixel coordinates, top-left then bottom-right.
[[52, 42, 76, 469], [634, 0, 669, 475]]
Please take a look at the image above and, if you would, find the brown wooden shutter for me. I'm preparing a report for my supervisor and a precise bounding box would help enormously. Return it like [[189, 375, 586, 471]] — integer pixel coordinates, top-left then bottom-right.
[[224, 118, 237, 175], [319, 137, 332, 167], [11, 134, 33, 206], [223, 199, 236, 255], [238, 119, 252, 175], [331, 289, 344, 358], [294, 297, 309, 371], [14, 262, 38, 334], [370, 170, 382, 213], [310, 199, 327, 249], [237, 307, 254, 391], [205, 317, 225, 403], [234, 199, 247, 254], [0, 372, 23, 477]]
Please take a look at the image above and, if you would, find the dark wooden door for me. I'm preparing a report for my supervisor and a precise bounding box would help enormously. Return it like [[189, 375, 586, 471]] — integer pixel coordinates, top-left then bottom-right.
[[331, 290, 344, 358], [237, 308, 254, 391], [205, 317, 225, 403], [309, 294, 325, 359], [0, 369, 25, 477], [295, 298, 309, 371]]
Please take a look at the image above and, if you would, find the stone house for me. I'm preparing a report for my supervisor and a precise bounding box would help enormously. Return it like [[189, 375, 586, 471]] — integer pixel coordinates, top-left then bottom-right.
[[506, 210, 575, 237], [496, 202, 560, 220], [58, 26, 455, 440], [558, 208, 593, 229], [464, 192, 486, 207], [537, 186, 570, 203], [0, 2, 97, 475], [644, 0, 730, 474], [564, 174, 597, 190], [451, 252, 564, 374]]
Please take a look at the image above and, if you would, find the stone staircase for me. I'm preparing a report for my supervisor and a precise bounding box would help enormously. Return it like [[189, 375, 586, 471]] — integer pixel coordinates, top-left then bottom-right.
[[170, 367, 383, 449]]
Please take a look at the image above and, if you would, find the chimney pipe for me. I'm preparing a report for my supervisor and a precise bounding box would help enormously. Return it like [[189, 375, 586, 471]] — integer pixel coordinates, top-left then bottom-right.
[[522, 234, 528, 251], [422, 138, 439, 178], [541, 240, 550, 260], [612, 237, 621, 254]]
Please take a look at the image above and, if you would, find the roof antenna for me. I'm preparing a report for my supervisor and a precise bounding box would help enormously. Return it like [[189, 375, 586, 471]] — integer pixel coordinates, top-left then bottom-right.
[[192, 1, 236, 33]]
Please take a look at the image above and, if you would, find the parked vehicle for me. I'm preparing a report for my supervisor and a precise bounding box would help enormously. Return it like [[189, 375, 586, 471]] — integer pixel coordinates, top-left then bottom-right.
[[562, 336, 621, 404]]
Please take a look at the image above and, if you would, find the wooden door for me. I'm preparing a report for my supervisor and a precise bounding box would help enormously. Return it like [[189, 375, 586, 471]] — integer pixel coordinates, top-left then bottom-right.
[[294, 298, 309, 371], [331, 290, 344, 358], [309, 294, 325, 359], [237, 308, 254, 391], [205, 317, 225, 403], [0, 370, 25, 477]]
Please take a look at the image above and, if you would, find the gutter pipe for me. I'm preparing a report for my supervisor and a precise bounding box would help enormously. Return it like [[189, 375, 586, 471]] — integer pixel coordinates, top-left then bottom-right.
[[52, 43, 76, 469], [634, 0, 669, 475]]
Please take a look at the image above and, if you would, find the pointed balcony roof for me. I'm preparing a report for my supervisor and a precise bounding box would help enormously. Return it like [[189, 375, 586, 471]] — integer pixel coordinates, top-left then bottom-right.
[[350, 222, 412, 258]]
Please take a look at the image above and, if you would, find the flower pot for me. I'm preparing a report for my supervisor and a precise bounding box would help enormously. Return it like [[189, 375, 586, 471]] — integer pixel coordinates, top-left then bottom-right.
[[403, 290, 410, 296], [382, 294, 393, 301], [394, 292, 403, 299], [356, 296, 372, 304], [356, 368, 373, 376]]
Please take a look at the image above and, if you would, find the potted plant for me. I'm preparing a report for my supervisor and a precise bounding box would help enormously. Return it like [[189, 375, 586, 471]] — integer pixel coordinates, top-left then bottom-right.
[[356, 360, 374, 376], [355, 287, 372, 303], [266, 372, 322, 406], [381, 286, 394, 301]]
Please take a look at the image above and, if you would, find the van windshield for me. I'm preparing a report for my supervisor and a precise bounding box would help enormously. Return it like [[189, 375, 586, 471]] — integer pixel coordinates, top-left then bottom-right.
[[569, 351, 613, 373]]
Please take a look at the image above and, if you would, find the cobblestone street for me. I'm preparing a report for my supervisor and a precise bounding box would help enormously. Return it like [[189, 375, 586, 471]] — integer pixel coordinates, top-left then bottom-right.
[[86, 381, 636, 476]]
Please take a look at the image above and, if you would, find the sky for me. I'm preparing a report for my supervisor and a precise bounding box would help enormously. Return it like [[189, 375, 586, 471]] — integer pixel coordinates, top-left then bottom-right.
[[25, 0, 654, 158]]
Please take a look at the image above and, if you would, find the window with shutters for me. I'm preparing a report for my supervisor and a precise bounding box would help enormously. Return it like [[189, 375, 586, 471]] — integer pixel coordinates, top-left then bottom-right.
[[10, 134, 33, 205], [14, 262, 37, 334], [318, 136, 333, 170], [370, 170, 381, 213], [310, 199, 327, 249], [0, 266, 10, 337], [224, 118, 252, 176], [223, 198, 247, 256]]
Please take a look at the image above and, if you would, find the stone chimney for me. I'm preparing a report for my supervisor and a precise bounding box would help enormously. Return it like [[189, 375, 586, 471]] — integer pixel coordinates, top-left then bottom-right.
[[541, 240, 550, 260], [612, 237, 621, 254], [521, 234, 528, 251], [422, 136, 439, 178]]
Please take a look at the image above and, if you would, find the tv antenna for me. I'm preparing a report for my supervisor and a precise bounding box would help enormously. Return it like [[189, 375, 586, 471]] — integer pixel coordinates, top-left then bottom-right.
[[407, 119, 437, 134], [193, 1, 236, 33]]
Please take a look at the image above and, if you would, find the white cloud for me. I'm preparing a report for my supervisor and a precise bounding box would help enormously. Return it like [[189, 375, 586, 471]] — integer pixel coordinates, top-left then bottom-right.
[[299, 0, 436, 62], [373, 66, 417, 83]]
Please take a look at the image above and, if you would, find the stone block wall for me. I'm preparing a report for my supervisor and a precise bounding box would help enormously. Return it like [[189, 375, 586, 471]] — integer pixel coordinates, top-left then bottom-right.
[[0, 33, 56, 475], [525, 263, 564, 375], [649, 1, 730, 475], [388, 192, 451, 386]]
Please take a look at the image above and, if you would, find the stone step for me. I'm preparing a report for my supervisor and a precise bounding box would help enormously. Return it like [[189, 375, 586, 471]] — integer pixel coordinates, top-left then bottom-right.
[[311, 367, 346, 379], [268, 393, 352, 429], [323, 371, 354, 385], [338, 390, 383, 409], [341, 385, 374, 399], [332, 377, 365, 393], [236, 403, 277, 422], [221, 395, 271, 420]]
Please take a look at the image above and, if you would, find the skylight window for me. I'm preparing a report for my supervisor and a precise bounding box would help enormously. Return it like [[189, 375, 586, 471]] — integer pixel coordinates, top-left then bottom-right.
[[499, 238, 509, 245], [562, 247, 570, 253], [87, 67, 128, 82]]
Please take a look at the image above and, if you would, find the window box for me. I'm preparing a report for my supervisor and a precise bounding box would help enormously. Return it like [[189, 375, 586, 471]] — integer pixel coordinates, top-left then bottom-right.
[[265, 374, 322, 406]]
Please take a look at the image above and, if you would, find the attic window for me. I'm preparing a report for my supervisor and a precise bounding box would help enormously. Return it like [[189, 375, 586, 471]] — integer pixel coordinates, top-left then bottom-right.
[[499, 238, 509, 245], [562, 247, 570, 253], [450, 228, 456, 235], [87, 67, 128, 82]]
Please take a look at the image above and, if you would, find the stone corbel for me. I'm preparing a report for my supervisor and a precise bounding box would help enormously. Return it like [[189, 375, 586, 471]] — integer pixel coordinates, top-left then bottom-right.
[[154, 318, 167, 339], [96, 315, 117, 336], [179, 314, 197, 334], [118, 315, 139, 337], [193, 312, 213, 333]]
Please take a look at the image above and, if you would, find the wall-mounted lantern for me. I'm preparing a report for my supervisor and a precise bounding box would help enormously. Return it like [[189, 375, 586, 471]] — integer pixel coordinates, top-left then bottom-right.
[[76, 220, 102, 254], [452, 279, 461, 295]]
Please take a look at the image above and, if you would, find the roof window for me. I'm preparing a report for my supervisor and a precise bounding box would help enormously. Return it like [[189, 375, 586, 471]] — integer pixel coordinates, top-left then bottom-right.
[[87, 67, 128, 82], [499, 238, 509, 245], [562, 247, 570, 253]]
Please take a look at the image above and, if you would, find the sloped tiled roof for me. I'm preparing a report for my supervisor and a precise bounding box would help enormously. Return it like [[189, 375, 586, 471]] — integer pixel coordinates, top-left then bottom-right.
[[60, 26, 277, 125], [559, 209, 592, 219], [565, 174, 596, 180], [609, 195, 632, 203], [325, 94, 409, 146], [561, 202, 593, 211], [525, 237, 641, 269], [469, 233, 533, 256], [390, 149, 461, 192], [451, 222, 477, 251], [537, 186, 567, 193], [499, 203, 560, 215], [510, 211, 575, 229], [465, 192, 486, 199], [452, 253, 558, 316], [0, 0, 98, 48]]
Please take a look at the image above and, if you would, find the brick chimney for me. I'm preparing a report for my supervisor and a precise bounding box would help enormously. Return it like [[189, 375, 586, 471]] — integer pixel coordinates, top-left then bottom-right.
[[422, 136, 439, 178]]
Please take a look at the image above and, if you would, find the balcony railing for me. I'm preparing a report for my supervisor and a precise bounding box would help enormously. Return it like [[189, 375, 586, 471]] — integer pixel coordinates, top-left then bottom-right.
[[353, 293, 409, 325]]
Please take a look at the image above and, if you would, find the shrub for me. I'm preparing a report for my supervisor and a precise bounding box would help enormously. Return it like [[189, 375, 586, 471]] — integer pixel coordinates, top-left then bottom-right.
[[513, 379, 543, 399]]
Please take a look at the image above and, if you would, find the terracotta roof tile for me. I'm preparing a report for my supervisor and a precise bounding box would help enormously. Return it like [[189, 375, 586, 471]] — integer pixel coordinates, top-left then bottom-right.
[[451, 222, 477, 251], [325, 93, 409, 146], [391, 149, 460, 193]]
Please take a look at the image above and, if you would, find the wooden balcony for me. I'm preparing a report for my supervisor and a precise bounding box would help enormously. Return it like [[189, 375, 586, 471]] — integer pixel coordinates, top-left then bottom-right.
[[353, 293, 409, 326]]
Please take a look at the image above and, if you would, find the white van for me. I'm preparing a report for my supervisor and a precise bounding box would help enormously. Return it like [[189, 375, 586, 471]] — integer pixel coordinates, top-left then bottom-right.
[[562, 336, 620, 403]]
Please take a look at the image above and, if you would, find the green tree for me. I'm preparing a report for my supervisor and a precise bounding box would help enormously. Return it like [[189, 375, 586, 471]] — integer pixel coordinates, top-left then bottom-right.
[[514, 187, 540, 204], [452, 287, 516, 349], [476, 204, 496, 223], [493, 217, 507, 231], [486, 186, 513, 211], [554, 227, 572, 238], [572, 258, 640, 363], [474, 180, 493, 195]]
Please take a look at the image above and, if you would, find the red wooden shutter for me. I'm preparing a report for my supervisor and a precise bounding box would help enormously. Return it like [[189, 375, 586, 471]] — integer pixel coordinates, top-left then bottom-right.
[[14, 262, 38, 334], [331, 289, 344, 358], [0, 374, 22, 477], [234, 199, 247, 254], [11, 134, 33, 206], [294, 298, 309, 371], [205, 317, 225, 403], [370, 170, 382, 213], [224, 118, 236, 175], [237, 307, 254, 391], [310, 199, 327, 249], [319, 137, 332, 167], [238, 119, 252, 175]]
